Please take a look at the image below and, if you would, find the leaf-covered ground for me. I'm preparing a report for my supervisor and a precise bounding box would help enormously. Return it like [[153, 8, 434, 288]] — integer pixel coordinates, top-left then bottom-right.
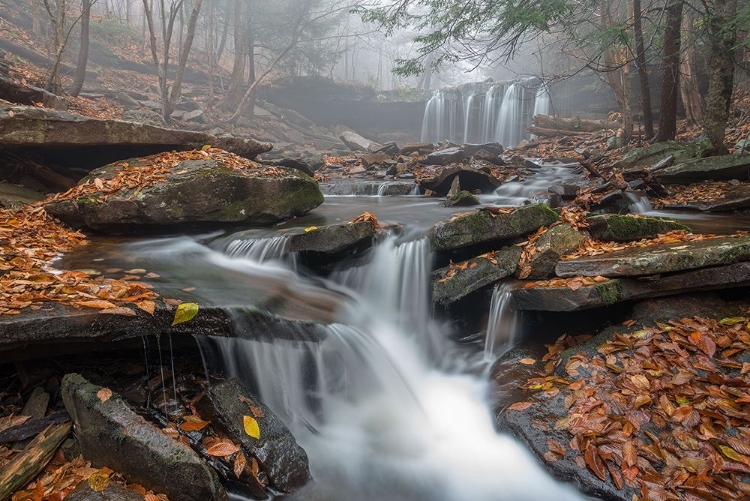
[[513, 316, 750, 500]]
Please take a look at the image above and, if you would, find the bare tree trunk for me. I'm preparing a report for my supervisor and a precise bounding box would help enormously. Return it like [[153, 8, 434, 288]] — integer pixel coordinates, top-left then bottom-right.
[[631, 0, 653, 138], [655, 0, 682, 142], [680, 9, 704, 126], [70, 0, 91, 97], [703, 0, 737, 154], [215, 0, 231, 63], [165, 0, 203, 118], [44, 0, 67, 93], [207, 0, 215, 108], [600, 0, 633, 142], [225, 0, 246, 107]]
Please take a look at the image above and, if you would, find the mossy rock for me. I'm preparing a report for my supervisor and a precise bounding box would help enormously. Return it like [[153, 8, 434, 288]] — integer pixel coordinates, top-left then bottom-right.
[[586, 214, 690, 242]]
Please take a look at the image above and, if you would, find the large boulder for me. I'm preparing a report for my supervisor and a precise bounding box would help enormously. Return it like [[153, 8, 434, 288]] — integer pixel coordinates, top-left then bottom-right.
[[432, 246, 522, 305], [419, 165, 501, 195], [201, 379, 310, 493], [431, 204, 559, 252], [555, 235, 750, 278], [425, 147, 466, 166], [654, 155, 750, 184], [517, 224, 585, 279], [61, 374, 228, 501], [43, 149, 323, 233], [121, 109, 168, 128], [339, 131, 380, 152], [586, 214, 689, 242]]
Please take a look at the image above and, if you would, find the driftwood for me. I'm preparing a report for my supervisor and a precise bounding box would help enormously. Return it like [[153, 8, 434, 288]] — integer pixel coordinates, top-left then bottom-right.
[[527, 115, 622, 137], [580, 160, 605, 179], [0, 412, 70, 444], [0, 422, 71, 500]]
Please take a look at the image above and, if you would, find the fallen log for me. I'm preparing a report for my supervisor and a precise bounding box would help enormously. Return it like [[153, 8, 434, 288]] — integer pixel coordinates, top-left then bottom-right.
[[525, 126, 590, 138], [0, 412, 70, 444], [0, 422, 71, 500], [531, 114, 621, 133]]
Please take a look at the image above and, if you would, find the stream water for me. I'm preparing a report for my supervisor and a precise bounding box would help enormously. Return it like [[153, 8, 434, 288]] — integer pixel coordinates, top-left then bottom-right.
[[59, 162, 749, 500]]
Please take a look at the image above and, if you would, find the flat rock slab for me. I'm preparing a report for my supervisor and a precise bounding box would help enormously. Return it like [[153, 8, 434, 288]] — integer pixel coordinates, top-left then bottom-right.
[[555, 235, 750, 277], [62, 374, 228, 501], [654, 155, 750, 184], [431, 204, 559, 252], [202, 379, 309, 493], [432, 246, 522, 305], [287, 221, 376, 254], [520, 224, 585, 279], [665, 185, 750, 212], [0, 302, 331, 353], [0, 105, 271, 162], [586, 214, 689, 242], [512, 262, 750, 311]]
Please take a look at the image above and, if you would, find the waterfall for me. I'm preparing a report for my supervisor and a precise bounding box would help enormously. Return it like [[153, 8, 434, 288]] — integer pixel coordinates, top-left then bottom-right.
[[483, 284, 519, 362], [625, 192, 653, 214], [462, 85, 478, 144], [532, 84, 551, 117], [420, 90, 461, 144], [224, 235, 289, 261], [197, 234, 583, 501], [495, 83, 526, 148], [480, 85, 500, 143]]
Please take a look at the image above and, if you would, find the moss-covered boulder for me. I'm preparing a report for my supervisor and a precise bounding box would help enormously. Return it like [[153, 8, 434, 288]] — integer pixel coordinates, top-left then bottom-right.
[[556, 235, 750, 277], [431, 204, 559, 252], [612, 141, 695, 170], [61, 373, 228, 501], [44, 150, 323, 233], [654, 155, 750, 184], [432, 246, 522, 305], [443, 190, 481, 207], [518, 224, 585, 279], [586, 214, 689, 242]]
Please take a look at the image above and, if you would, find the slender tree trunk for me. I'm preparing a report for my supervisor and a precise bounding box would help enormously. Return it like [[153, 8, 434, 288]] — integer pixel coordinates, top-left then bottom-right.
[[600, 0, 633, 142], [70, 0, 91, 97], [215, 0, 231, 63], [225, 0, 246, 107], [680, 9, 704, 126], [208, 0, 215, 108], [631, 0, 653, 138], [165, 0, 203, 118], [703, 0, 738, 154], [655, 0, 682, 142]]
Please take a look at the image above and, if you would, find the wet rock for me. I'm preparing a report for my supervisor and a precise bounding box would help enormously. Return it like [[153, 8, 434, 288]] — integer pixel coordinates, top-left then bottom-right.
[[648, 155, 675, 173], [400, 142, 434, 155], [425, 147, 465, 166], [593, 191, 635, 214], [419, 165, 501, 196], [666, 185, 750, 212], [44, 153, 323, 233], [0, 76, 67, 109], [65, 480, 144, 501], [463, 143, 504, 157], [586, 214, 689, 242], [443, 190, 480, 207], [613, 141, 694, 170], [512, 262, 750, 311], [0, 182, 44, 209], [287, 221, 377, 254], [360, 152, 392, 169], [61, 374, 228, 501], [377, 181, 417, 195], [182, 109, 206, 123], [518, 224, 585, 279], [201, 379, 309, 493], [121, 109, 168, 128], [339, 131, 380, 152], [654, 155, 750, 184], [432, 246, 522, 305], [556, 235, 750, 278], [547, 184, 579, 200], [0, 105, 272, 162], [431, 204, 559, 252], [472, 149, 505, 166]]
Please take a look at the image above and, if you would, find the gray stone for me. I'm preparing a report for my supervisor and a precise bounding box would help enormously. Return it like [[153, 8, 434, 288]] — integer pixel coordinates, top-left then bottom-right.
[[613, 141, 693, 170], [287, 221, 376, 254], [400, 142, 434, 155], [419, 165, 501, 196], [264, 158, 315, 176], [431, 204, 559, 252], [115, 92, 139, 107], [518, 224, 585, 279], [61, 374, 228, 501], [0, 182, 44, 209], [555, 235, 750, 278], [373, 141, 399, 156], [122, 109, 168, 128], [512, 262, 750, 312], [182, 109, 206, 123], [586, 214, 690, 242], [654, 155, 750, 184], [425, 147, 465, 166], [432, 246, 522, 305], [0, 76, 67, 109], [548, 184, 580, 199], [360, 152, 392, 169], [472, 149, 505, 166], [202, 379, 309, 493], [666, 185, 750, 212], [339, 131, 380, 152], [44, 154, 323, 233], [66, 480, 144, 501], [0, 105, 271, 160], [443, 190, 480, 207], [463, 143, 504, 157]]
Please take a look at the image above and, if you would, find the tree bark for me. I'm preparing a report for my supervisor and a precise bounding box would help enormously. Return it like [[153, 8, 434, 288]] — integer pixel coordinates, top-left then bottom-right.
[[225, 0, 246, 108], [655, 0, 682, 142], [680, 9, 704, 126], [600, 0, 633, 141], [165, 0, 204, 118], [70, 0, 91, 97], [703, 0, 738, 154], [631, 0, 653, 138]]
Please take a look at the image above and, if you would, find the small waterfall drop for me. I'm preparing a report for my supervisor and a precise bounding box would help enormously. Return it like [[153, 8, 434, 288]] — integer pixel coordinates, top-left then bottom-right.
[[480, 84, 501, 143], [495, 83, 525, 148], [483, 284, 519, 362], [532, 84, 551, 117], [198, 234, 583, 501], [420, 90, 461, 144], [462, 85, 478, 144], [224, 235, 289, 261], [625, 192, 653, 214]]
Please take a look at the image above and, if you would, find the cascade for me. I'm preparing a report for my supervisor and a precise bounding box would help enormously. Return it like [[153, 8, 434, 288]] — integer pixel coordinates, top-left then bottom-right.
[[420, 90, 461, 144], [483, 284, 519, 362], [197, 234, 583, 501], [495, 82, 526, 148], [532, 84, 551, 117]]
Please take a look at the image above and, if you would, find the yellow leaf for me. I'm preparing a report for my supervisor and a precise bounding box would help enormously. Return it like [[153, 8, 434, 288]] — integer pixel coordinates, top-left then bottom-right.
[[243, 415, 260, 439], [719, 317, 746, 326], [202, 144, 212, 151], [97, 388, 113, 403], [718, 445, 746, 463], [172, 302, 199, 326], [88, 471, 110, 492], [304, 226, 318, 233]]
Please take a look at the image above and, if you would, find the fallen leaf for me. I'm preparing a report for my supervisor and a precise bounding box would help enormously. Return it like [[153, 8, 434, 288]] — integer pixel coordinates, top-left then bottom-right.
[[136, 300, 156, 315], [97, 388, 113, 403], [205, 442, 241, 457], [99, 306, 137, 316], [243, 415, 260, 439], [234, 451, 247, 478], [519, 358, 537, 365], [172, 302, 199, 326], [88, 471, 109, 492], [507, 401, 533, 411]]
